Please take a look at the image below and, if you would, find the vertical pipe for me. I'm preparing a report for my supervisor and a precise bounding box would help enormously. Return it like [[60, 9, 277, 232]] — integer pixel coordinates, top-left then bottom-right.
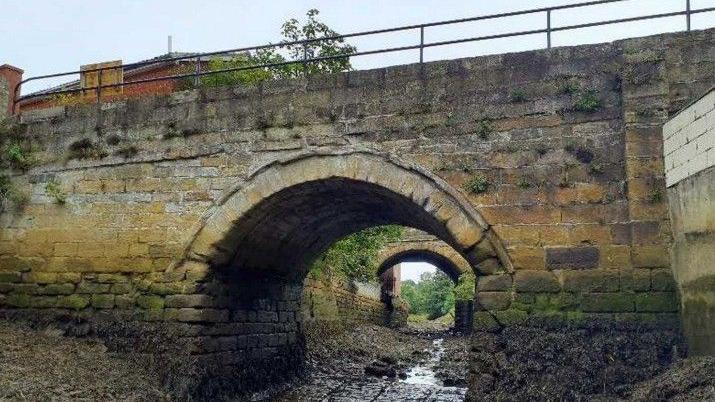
[[547, 10, 552, 48], [419, 26, 425, 64], [686, 0, 691, 31]]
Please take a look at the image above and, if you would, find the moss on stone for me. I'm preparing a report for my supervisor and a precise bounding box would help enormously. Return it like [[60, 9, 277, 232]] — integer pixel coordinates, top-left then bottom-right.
[[136, 295, 165, 310], [57, 295, 90, 310], [473, 311, 501, 332], [495, 309, 528, 326]]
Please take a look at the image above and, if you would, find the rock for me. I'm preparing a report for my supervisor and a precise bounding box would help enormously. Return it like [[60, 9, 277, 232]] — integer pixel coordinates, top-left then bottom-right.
[[364, 360, 397, 378]]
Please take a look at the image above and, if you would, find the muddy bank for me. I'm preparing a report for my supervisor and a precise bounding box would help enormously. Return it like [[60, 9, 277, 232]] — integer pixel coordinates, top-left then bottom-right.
[[467, 319, 693, 401], [0, 320, 168, 401]]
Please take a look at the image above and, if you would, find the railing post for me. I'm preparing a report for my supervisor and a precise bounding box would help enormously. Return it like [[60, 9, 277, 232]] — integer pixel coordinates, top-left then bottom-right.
[[547, 9, 552, 48], [194, 56, 201, 87], [303, 43, 309, 76], [96, 69, 102, 103], [686, 0, 691, 31], [419, 26, 425, 64]]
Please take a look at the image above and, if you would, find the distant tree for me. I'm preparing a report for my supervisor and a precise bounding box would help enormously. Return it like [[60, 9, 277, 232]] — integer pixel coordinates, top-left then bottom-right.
[[199, 9, 355, 87], [400, 270, 457, 319]]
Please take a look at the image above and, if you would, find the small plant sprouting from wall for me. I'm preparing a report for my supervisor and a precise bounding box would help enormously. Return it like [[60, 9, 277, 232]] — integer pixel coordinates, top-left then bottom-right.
[[573, 90, 602, 113], [509, 89, 527, 103], [45, 180, 66, 205], [463, 175, 490, 194], [67, 139, 108, 160], [646, 187, 664, 204], [476, 119, 493, 140], [589, 161, 604, 175], [0, 174, 28, 212], [6, 143, 32, 170], [558, 81, 580, 95], [517, 177, 533, 189]]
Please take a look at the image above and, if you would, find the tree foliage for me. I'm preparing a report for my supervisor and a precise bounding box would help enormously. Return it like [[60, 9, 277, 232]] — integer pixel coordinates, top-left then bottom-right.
[[309, 225, 403, 283], [199, 9, 355, 88], [401, 271, 475, 320]]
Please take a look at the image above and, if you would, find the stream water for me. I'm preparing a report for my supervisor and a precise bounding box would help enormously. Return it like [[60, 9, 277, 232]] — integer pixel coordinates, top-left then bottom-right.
[[272, 336, 466, 401]]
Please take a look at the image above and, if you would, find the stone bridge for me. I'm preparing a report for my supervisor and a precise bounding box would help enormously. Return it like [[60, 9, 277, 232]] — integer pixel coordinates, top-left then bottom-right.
[[1, 28, 714, 391]]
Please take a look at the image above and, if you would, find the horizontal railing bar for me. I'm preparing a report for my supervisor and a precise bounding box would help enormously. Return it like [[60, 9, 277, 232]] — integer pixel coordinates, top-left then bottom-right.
[[15, 1, 714, 106], [16, 0, 630, 86]]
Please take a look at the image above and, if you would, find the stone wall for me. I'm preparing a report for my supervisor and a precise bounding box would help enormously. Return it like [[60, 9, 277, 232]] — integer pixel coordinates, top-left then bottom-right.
[[664, 89, 715, 355], [302, 277, 388, 327], [1, 29, 714, 390], [0, 74, 8, 119]]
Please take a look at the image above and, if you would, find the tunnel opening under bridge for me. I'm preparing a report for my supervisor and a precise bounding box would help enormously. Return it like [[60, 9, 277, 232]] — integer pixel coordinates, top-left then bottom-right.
[[177, 150, 511, 394]]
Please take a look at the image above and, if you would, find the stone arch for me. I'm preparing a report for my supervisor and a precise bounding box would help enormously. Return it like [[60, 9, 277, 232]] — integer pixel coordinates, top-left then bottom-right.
[[375, 244, 471, 283], [178, 149, 512, 279]]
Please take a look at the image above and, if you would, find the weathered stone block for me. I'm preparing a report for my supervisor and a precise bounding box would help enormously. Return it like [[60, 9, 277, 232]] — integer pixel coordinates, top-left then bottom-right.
[[650, 269, 676, 291], [514, 271, 560, 293], [115, 295, 135, 309], [0, 272, 22, 283], [580, 293, 634, 312], [494, 309, 528, 325], [91, 294, 115, 309], [477, 275, 512, 291], [164, 308, 229, 323], [472, 311, 501, 332], [110, 283, 133, 294], [475, 291, 511, 311], [560, 270, 620, 292], [77, 282, 111, 294], [546, 247, 599, 270], [631, 245, 670, 268], [57, 295, 90, 310], [38, 283, 75, 295], [635, 292, 678, 312], [136, 295, 165, 310], [620, 269, 651, 291], [165, 294, 214, 308]]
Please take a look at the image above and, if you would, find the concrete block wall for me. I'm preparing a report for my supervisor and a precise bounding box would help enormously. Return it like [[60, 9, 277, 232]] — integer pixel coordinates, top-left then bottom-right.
[[664, 89, 715, 186], [664, 88, 715, 355]]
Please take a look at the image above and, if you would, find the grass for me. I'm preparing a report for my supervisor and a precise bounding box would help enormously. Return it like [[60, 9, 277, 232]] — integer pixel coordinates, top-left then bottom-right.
[[45, 180, 66, 205], [476, 119, 493, 139], [463, 175, 490, 194], [573, 90, 602, 112]]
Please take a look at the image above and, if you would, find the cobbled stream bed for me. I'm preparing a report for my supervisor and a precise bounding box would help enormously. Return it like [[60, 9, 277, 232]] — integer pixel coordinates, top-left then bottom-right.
[[270, 324, 469, 402]]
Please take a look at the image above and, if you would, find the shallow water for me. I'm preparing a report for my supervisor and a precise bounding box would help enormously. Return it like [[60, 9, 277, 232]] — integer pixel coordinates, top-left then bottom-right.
[[273, 336, 467, 401]]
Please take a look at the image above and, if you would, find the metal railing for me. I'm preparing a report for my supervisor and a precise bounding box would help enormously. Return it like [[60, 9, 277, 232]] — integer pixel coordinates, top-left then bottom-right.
[[13, 0, 715, 113]]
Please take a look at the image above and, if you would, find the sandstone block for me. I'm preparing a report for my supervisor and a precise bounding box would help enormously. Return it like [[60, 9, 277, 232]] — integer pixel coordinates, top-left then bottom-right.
[[477, 275, 513, 292], [560, 270, 620, 293], [164, 308, 229, 323], [136, 295, 165, 310], [635, 292, 678, 312], [57, 295, 90, 310], [650, 269, 676, 291], [0, 272, 22, 283], [580, 293, 634, 312], [514, 271, 560, 292], [77, 282, 111, 294], [546, 246, 599, 270], [631, 246, 670, 268], [38, 283, 75, 295], [91, 294, 115, 309], [165, 294, 215, 308]]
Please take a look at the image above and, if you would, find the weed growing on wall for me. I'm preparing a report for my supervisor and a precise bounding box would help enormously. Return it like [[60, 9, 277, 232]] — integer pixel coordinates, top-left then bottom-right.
[[45, 180, 66, 205], [463, 175, 490, 194], [573, 90, 602, 112]]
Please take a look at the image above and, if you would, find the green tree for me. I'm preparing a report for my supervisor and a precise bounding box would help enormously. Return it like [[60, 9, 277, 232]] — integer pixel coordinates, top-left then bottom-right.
[[199, 9, 355, 87], [309, 225, 403, 283]]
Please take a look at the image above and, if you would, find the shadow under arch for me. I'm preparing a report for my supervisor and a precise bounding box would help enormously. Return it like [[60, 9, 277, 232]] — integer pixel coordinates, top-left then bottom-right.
[[177, 149, 512, 277]]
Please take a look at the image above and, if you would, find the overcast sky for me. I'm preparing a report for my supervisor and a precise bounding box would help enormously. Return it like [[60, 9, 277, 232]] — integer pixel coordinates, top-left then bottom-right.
[[400, 262, 437, 283], [3, 0, 713, 93]]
